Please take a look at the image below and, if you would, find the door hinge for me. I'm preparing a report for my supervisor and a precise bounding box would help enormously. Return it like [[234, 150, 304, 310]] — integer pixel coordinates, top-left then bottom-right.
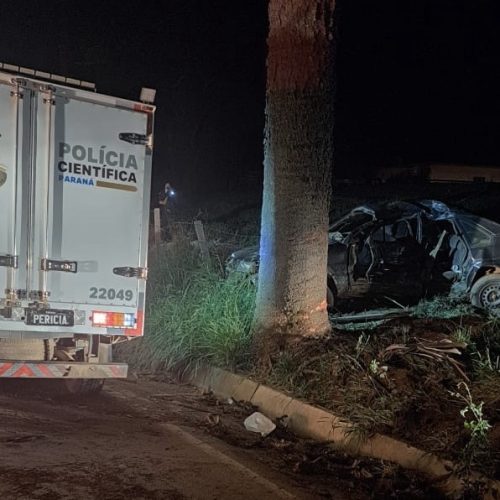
[[113, 266, 148, 279], [10, 78, 27, 98], [41, 258, 77, 273], [119, 132, 151, 148], [0, 255, 18, 268], [29, 290, 50, 301], [5, 288, 27, 300], [40, 84, 56, 105]]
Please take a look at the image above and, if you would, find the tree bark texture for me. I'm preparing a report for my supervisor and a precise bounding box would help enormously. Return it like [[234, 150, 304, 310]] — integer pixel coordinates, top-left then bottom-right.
[[254, 0, 335, 341]]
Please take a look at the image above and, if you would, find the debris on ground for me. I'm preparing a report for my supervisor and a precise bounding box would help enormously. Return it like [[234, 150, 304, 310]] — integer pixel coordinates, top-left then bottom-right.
[[244, 411, 276, 437], [330, 307, 411, 325]]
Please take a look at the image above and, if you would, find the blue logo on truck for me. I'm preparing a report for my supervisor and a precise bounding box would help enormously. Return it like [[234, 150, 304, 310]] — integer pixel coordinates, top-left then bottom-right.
[[58, 174, 95, 186]]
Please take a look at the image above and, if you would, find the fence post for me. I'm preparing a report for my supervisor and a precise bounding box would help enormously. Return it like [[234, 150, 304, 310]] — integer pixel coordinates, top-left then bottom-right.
[[153, 208, 161, 247], [194, 220, 210, 261]]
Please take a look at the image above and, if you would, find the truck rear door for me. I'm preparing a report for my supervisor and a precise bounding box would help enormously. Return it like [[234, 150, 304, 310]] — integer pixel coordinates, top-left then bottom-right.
[[0, 79, 26, 304], [30, 89, 151, 333]]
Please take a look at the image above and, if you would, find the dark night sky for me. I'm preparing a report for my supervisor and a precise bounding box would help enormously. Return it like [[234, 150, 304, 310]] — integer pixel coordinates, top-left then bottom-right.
[[335, 0, 500, 174], [0, 0, 499, 194]]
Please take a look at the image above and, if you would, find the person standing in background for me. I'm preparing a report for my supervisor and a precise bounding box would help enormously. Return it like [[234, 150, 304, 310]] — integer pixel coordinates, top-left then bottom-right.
[[158, 182, 175, 241]]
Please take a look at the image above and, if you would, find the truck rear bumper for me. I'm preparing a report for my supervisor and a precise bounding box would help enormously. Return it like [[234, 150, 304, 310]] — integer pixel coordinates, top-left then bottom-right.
[[0, 361, 128, 378]]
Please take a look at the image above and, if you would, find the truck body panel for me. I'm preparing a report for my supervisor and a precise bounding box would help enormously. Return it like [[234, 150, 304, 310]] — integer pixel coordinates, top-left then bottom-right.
[[0, 69, 154, 377]]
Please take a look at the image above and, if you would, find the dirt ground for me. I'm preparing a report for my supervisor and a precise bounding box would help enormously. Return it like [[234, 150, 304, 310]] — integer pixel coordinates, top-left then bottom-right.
[[0, 376, 439, 500]]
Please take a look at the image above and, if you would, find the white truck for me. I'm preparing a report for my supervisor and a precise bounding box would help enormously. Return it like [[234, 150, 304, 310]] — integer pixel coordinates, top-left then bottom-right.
[[0, 64, 154, 393]]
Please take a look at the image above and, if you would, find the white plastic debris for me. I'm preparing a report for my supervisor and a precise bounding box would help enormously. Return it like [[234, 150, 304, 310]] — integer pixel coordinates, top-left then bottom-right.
[[244, 412, 276, 437]]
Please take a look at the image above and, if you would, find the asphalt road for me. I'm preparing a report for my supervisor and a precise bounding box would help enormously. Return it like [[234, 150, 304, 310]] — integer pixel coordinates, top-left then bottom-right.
[[0, 377, 435, 499]]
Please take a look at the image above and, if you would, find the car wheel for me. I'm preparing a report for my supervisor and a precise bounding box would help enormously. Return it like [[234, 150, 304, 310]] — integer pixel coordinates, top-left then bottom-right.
[[470, 275, 500, 312]]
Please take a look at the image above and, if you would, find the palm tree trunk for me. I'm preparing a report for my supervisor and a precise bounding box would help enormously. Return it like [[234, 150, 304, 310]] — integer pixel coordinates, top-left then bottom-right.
[[253, 0, 335, 346]]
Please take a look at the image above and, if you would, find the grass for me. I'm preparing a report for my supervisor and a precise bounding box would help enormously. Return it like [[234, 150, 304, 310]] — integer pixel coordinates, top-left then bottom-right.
[[262, 334, 403, 440], [465, 315, 500, 389], [411, 295, 477, 319], [451, 382, 493, 471], [120, 234, 256, 374], [451, 324, 473, 345]]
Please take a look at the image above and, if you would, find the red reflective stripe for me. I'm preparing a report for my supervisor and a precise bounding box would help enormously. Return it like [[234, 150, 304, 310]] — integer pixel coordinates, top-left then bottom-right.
[[12, 365, 35, 377], [0, 362, 13, 376], [37, 364, 53, 377]]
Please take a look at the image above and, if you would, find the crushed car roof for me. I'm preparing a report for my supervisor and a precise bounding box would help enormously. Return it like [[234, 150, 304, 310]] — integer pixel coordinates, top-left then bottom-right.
[[331, 200, 500, 243], [347, 199, 452, 221], [339, 199, 498, 227]]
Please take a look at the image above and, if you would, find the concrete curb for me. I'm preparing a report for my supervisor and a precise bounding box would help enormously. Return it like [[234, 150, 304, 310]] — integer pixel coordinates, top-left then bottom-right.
[[185, 365, 500, 498]]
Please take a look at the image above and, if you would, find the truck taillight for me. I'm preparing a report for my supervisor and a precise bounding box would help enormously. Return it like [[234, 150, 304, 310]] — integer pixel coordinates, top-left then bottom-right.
[[92, 311, 136, 328]]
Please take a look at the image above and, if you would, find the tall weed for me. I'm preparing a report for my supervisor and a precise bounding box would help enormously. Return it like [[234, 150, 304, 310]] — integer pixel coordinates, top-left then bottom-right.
[[122, 236, 256, 373]]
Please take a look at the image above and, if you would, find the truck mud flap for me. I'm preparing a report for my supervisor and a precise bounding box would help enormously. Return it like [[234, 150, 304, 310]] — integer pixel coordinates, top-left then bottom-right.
[[0, 361, 127, 378]]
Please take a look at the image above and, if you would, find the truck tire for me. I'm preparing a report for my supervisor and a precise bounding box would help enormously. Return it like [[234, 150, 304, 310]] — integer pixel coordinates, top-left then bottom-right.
[[0, 338, 54, 360], [62, 379, 105, 395]]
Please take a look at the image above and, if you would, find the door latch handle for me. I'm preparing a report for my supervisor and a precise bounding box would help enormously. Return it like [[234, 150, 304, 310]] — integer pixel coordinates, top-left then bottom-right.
[[41, 259, 77, 273]]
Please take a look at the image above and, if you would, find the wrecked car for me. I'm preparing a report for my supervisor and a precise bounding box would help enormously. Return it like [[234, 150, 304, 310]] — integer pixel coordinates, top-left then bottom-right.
[[226, 200, 500, 312]]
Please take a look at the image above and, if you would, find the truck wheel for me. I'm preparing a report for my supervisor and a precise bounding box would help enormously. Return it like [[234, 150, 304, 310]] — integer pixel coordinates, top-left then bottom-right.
[[0, 338, 54, 360], [470, 275, 500, 313], [62, 379, 105, 395]]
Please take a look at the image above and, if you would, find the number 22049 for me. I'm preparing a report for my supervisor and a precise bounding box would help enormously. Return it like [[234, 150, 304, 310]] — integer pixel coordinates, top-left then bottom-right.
[[89, 287, 134, 301]]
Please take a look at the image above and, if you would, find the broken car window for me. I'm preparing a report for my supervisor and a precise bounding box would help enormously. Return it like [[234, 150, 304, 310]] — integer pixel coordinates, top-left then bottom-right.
[[372, 223, 392, 242], [372, 220, 412, 243], [330, 212, 373, 235], [394, 220, 411, 239], [458, 218, 493, 249]]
